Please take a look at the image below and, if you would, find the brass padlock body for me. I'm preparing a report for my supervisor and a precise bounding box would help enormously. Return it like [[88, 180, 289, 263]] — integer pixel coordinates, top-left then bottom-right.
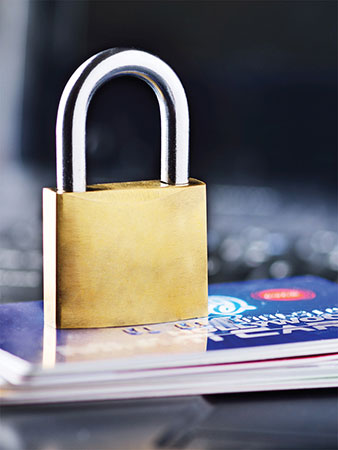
[[43, 179, 208, 328]]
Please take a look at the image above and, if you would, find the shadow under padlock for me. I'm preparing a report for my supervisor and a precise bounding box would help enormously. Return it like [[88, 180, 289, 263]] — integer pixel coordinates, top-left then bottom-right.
[[43, 48, 208, 329]]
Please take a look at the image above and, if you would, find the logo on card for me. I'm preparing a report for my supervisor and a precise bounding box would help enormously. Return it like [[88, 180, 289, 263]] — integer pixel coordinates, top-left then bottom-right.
[[208, 296, 256, 316], [251, 288, 316, 301]]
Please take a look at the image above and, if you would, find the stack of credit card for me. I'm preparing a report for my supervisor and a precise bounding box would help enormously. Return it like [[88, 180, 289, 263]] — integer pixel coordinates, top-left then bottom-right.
[[0, 276, 337, 405]]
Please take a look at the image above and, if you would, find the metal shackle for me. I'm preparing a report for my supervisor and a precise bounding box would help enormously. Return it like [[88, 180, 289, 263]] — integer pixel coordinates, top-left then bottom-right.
[[56, 48, 190, 192]]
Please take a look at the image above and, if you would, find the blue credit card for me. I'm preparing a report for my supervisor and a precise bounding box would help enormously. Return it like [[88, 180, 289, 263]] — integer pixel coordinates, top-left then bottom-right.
[[207, 275, 338, 351], [0, 276, 337, 365]]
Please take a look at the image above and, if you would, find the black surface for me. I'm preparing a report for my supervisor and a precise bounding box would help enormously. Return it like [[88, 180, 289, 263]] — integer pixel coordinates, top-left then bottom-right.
[[1, 390, 337, 449]]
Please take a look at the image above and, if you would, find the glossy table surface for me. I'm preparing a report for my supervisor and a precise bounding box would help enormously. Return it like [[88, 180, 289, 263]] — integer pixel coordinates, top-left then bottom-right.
[[1, 389, 337, 449]]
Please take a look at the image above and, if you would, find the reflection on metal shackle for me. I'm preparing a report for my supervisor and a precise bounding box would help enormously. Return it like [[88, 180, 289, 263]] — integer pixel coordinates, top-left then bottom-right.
[[56, 48, 189, 192]]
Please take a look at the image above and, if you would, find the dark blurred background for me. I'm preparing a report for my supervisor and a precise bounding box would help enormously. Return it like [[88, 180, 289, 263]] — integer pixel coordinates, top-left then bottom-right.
[[0, 0, 337, 303]]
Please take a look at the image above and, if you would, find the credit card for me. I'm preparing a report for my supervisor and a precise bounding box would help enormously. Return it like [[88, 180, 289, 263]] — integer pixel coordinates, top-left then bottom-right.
[[0, 276, 337, 382]]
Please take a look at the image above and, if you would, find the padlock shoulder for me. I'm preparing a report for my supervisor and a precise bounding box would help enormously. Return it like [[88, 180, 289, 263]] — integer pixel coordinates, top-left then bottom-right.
[[87, 178, 205, 191], [43, 179, 206, 205], [44, 178, 205, 194]]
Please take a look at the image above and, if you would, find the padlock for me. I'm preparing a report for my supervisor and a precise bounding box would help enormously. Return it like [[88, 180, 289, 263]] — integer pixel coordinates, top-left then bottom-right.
[[43, 48, 208, 328]]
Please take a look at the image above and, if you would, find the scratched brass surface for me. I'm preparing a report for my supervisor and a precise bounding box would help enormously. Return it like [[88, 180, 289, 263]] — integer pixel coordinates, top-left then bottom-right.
[[43, 179, 208, 328]]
